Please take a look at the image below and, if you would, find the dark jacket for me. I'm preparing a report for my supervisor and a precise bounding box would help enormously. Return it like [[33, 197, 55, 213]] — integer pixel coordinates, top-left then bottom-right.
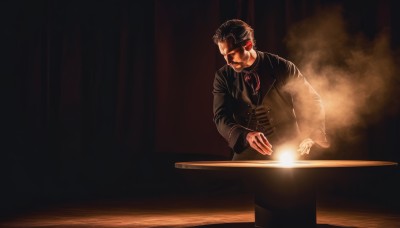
[[213, 51, 326, 153]]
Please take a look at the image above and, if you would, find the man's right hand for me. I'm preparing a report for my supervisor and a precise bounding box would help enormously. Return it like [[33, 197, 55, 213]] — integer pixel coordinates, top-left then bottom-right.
[[246, 132, 273, 155]]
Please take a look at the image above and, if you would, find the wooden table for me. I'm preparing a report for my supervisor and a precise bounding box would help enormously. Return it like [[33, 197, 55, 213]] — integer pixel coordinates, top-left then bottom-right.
[[175, 160, 398, 228]]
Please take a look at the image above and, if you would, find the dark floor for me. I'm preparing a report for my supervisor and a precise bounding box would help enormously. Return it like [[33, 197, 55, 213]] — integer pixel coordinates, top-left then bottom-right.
[[1, 155, 399, 228], [0, 189, 399, 228]]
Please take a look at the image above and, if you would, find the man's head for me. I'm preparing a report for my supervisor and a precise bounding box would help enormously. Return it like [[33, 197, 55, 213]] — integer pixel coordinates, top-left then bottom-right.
[[213, 19, 257, 72]]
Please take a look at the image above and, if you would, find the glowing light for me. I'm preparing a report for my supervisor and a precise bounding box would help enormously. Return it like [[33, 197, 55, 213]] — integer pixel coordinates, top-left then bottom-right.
[[278, 150, 295, 167]]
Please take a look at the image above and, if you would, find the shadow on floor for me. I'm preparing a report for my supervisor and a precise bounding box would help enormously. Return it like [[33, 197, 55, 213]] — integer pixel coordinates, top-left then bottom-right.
[[317, 225, 357, 228], [190, 223, 356, 228], [189, 223, 253, 228]]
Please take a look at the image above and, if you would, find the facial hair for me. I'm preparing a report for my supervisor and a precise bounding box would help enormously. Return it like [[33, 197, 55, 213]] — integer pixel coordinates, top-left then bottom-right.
[[229, 51, 251, 72]]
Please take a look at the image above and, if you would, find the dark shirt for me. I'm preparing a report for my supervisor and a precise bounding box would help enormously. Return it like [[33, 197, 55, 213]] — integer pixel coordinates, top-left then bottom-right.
[[213, 51, 326, 154]]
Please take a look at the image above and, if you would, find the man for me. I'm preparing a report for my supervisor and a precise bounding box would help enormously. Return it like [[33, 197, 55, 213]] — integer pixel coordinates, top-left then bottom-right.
[[212, 19, 329, 160]]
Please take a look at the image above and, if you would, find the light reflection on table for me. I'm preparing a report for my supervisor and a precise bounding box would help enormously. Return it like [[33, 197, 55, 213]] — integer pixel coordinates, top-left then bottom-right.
[[175, 160, 397, 169]]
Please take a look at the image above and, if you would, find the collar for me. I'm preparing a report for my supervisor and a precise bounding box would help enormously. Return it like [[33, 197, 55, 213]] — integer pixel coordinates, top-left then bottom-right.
[[242, 51, 260, 74]]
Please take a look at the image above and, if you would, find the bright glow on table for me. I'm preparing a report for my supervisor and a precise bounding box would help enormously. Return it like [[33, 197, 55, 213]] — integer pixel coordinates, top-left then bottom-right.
[[278, 150, 295, 167]]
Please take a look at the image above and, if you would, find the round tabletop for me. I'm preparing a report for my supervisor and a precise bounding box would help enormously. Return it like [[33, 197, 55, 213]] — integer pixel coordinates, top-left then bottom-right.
[[175, 160, 398, 170]]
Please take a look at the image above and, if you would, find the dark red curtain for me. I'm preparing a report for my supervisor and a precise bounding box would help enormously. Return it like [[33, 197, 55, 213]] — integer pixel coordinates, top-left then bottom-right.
[[3, 0, 158, 207], [2, 0, 399, 212]]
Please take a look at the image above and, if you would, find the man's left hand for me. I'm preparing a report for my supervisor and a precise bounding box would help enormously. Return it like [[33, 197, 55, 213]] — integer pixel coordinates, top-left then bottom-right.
[[297, 138, 315, 155]]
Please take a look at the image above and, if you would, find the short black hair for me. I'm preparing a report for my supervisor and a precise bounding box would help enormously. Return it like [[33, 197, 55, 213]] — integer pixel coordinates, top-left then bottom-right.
[[212, 19, 256, 47]]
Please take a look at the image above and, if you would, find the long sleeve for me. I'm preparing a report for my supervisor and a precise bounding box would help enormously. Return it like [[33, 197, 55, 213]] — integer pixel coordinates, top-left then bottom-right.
[[281, 60, 328, 144], [213, 71, 251, 153]]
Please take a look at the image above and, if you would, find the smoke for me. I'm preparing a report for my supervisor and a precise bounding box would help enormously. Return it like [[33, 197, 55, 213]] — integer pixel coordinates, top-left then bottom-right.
[[285, 6, 399, 143]]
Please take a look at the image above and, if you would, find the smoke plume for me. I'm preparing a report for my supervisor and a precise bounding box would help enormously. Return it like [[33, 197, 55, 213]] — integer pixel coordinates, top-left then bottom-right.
[[285, 6, 399, 143]]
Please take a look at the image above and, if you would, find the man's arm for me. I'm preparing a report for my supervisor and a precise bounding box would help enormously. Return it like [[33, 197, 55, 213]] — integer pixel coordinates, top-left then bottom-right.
[[213, 71, 249, 152], [282, 61, 329, 150], [213, 71, 272, 154]]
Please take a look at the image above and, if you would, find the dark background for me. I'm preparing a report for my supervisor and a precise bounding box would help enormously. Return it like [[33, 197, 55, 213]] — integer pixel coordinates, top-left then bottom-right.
[[2, 0, 399, 216]]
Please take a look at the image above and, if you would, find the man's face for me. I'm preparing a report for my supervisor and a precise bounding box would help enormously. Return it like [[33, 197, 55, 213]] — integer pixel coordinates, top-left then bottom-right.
[[218, 40, 250, 72]]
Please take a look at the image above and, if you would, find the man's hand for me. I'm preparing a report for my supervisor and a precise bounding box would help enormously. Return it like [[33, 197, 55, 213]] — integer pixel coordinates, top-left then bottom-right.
[[297, 138, 315, 155], [246, 132, 273, 155]]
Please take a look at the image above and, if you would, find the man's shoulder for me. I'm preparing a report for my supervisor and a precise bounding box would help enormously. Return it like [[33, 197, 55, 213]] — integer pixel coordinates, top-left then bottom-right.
[[258, 51, 289, 65], [216, 64, 230, 73], [215, 65, 235, 79]]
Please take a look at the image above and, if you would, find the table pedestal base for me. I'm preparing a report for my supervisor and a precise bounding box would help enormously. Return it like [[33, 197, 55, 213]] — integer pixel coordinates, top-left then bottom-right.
[[254, 197, 316, 227], [251, 171, 316, 227]]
